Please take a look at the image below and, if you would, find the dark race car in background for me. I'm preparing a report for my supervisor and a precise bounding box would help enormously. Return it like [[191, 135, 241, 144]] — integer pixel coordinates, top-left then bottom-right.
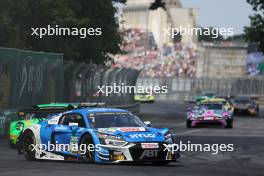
[[231, 97, 259, 116]]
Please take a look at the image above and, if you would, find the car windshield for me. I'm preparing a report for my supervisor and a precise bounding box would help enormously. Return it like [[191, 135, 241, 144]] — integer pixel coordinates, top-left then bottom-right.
[[202, 93, 215, 97], [87, 113, 146, 128], [197, 104, 223, 110], [234, 98, 250, 104]]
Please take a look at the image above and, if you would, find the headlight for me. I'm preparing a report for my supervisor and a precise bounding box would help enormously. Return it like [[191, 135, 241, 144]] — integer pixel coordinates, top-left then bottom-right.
[[104, 139, 128, 146], [189, 113, 195, 118], [15, 122, 24, 131], [97, 133, 128, 147], [164, 132, 174, 144]]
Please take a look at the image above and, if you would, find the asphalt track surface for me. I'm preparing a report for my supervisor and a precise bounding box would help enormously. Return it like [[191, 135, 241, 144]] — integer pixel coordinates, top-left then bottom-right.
[[1, 100, 264, 176]]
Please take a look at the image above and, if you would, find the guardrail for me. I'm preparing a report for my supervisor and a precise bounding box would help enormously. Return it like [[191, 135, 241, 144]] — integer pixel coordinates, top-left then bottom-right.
[[137, 77, 264, 101]]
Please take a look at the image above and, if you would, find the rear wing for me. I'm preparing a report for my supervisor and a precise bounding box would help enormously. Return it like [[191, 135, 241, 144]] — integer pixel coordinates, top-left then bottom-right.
[[77, 102, 106, 108], [17, 106, 74, 119], [17, 102, 106, 118]]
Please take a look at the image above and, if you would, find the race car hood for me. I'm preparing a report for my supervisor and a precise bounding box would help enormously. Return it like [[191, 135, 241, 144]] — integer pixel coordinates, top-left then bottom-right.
[[94, 127, 167, 142]]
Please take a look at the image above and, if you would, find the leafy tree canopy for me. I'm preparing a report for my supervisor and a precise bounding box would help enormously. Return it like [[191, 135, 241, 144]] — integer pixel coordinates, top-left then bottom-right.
[[0, 0, 125, 64], [244, 0, 264, 53]]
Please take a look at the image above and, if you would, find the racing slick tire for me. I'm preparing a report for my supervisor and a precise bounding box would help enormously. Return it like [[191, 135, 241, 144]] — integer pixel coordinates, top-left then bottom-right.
[[21, 131, 36, 161], [225, 119, 233, 129], [186, 120, 192, 128], [253, 109, 259, 117], [80, 134, 95, 163]]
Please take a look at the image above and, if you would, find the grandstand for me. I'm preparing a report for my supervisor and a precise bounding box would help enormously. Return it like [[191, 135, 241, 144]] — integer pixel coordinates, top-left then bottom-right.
[[115, 0, 248, 78], [114, 28, 197, 78], [120, 0, 198, 47]]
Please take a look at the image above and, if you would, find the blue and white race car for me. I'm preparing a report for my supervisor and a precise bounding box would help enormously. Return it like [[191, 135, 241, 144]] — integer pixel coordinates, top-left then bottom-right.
[[18, 108, 179, 165]]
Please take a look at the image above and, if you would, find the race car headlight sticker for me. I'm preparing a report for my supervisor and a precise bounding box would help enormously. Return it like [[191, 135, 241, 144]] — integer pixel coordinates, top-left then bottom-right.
[[164, 132, 174, 144], [97, 133, 128, 146], [164, 133, 172, 139], [104, 139, 128, 146], [189, 112, 195, 118], [15, 122, 24, 131]]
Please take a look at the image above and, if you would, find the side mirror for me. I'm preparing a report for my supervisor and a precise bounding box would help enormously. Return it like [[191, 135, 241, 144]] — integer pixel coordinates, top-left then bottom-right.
[[69, 122, 79, 131], [144, 121, 151, 127]]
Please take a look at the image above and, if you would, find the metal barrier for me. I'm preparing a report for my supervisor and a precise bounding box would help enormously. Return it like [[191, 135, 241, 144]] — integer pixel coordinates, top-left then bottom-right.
[[0, 47, 140, 109], [0, 47, 64, 108], [137, 77, 264, 101], [0, 47, 140, 138], [62, 62, 140, 106]]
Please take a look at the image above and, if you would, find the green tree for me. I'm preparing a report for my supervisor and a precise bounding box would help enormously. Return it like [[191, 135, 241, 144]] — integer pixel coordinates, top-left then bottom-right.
[[244, 0, 264, 52], [0, 0, 123, 64]]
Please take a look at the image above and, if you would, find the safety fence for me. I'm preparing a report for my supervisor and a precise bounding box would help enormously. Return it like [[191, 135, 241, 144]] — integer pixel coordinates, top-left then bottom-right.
[[0, 47, 140, 137], [137, 77, 264, 101]]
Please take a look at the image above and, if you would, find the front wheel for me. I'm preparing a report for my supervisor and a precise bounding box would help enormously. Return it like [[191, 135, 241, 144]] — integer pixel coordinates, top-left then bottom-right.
[[22, 131, 36, 161], [186, 120, 192, 128], [9, 140, 17, 149], [80, 134, 95, 163], [225, 119, 233, 129]]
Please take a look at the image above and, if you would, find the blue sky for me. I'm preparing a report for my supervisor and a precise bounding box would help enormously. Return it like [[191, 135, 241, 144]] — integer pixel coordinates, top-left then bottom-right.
[[181, 0, 255, 35]]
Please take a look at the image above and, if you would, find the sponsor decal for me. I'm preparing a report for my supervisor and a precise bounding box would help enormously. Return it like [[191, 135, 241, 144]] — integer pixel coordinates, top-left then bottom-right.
[[54, 125, 68, 131], [118, 127, 145, 132], [129, 133, 156, 139], [141, 143, 159, 149], [48, 119, 59, 125], [139, 150, 158, 159], [97, 128, 117, 133], [204, 117, 214, 120]]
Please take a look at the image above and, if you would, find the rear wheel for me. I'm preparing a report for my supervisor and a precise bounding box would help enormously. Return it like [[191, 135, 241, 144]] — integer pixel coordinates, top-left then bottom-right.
[[22, 131, 36, 161], [254, 109, 259, 117], [80, 134, 95, 163]]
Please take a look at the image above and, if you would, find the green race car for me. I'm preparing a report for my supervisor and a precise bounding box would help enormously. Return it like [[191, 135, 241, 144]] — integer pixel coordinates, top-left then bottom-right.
[[9, 103, 76, 148], [134, 93, 155, 103], [195, 92, 216, 102]]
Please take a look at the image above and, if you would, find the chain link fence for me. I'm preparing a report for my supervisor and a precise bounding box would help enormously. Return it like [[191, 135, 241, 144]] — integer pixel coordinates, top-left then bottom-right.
[[137, 77, 264, 101]]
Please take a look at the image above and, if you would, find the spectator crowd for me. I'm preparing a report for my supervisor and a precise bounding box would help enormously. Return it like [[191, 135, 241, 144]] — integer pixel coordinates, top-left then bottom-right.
[[113, 28, 197, 78]]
